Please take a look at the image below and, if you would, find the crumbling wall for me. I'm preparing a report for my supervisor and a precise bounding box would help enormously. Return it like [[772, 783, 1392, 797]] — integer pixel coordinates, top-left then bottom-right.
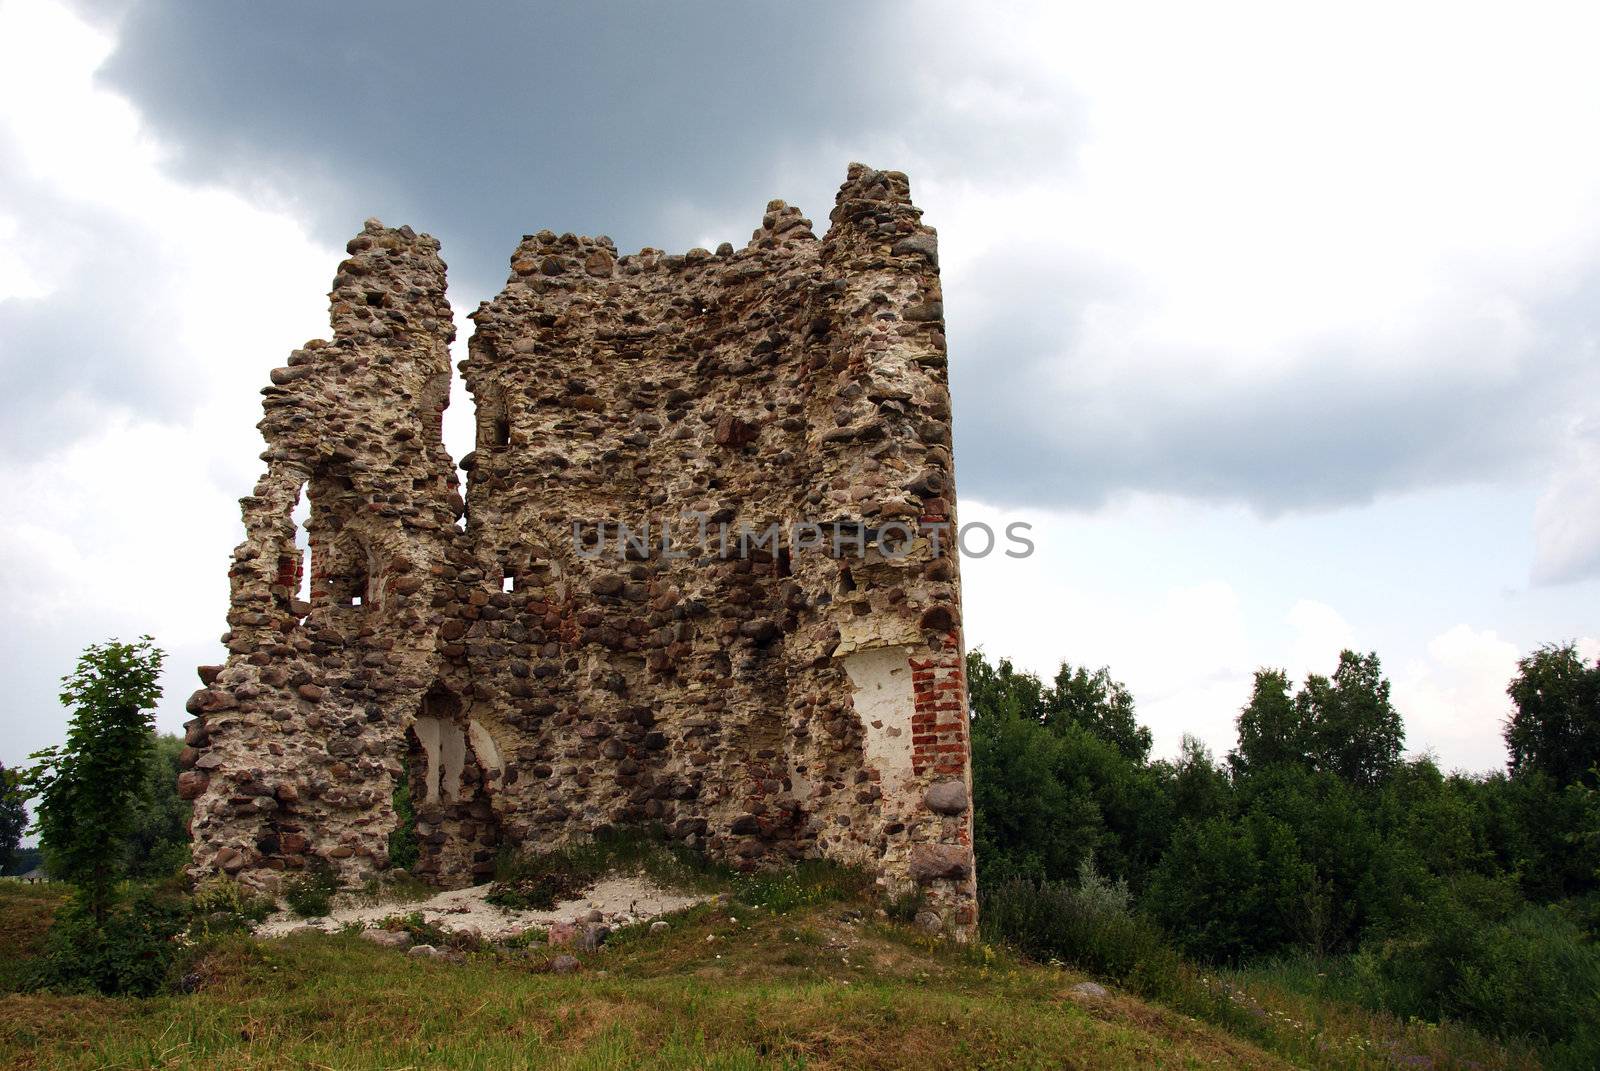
[[185, 164, 977, 935]]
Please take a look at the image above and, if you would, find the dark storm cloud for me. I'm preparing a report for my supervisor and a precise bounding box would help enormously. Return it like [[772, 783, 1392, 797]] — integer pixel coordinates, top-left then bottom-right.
[[29, 0, 1600, 526], [75, 0, 943, 298], [0, 143, 202, 455]]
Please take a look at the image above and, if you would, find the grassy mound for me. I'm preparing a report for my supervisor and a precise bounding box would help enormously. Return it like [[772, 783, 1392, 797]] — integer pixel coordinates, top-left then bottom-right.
[[0, 872, 1536, 1071]]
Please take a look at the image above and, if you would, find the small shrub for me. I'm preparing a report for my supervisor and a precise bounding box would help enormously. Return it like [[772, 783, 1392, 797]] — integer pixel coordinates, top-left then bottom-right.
[[981, 859, 1180, 993], [884, 887, 929, 924], [1354, 896, 1600, 1066], [283, 864, 339, 918], [189, 877, 274, 937], [387, 766, 419, 872], [27, 885, 186, 996], [379, 911, 448, 947], [489, 824, 723, 909], [486, 871, 587, 911], [376, 911, 485, 952]]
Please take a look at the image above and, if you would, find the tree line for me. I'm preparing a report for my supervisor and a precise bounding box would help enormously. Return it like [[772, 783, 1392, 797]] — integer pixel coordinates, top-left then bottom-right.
[[970, 642, 1600, 1063]]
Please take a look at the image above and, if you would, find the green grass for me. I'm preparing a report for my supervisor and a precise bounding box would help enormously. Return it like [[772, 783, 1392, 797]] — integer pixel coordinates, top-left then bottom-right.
[[0, 877, 1540, 1071], [0, 883, 60, 992], [0, 882, 1289, 1070]]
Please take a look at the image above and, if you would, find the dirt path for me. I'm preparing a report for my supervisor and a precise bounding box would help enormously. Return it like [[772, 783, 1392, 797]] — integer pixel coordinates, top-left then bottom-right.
[[256, 875, 709, 940]]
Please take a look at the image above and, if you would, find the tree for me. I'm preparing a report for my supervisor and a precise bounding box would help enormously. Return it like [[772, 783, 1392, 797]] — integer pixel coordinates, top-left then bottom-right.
[[1158, 734, 1233, 825], [24, 637, 165, 924], [126, 733, 192, 878], [1146, 811, 1311, 962], [1044, 662, 1153, 763], [1504, 642, 1600, 788], [966, 650, 1045, 723], [967, 650, 1171, 889], [1302, 650, 1404, 787], [0, 763, 27, 875], [1230, 652, 1403, 787], [1231, 668, 1303, 776]]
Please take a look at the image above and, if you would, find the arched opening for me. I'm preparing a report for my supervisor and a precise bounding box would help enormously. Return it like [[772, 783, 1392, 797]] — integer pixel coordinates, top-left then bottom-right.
[[262, 479, 311, 626], [404, 684, 507, 886], [319, 531, 378, 611]]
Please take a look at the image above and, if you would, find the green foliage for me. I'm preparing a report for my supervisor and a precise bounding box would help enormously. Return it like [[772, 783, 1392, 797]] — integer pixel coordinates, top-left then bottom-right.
[[1231, 668, 1302, 775], [1147, 811, 1312, 963], [1353, 893, 1600, 1066], [965, 649, 1045, 722], [23, 636, 165, 924], [971, 699, 1100, 882], [6, 846, 43, 876], [127, 732, 193, 878], [1505, 641, 1600, 788], [284, 863, 339, 918], [971, 640, 1600, 1063], [189, 877, 275, 937], [883, 886, 929, 923], [1302, 651, 1405, 787], [967, 650, 1172, 889], [1231, 652, 1403, 786], [490, 825, 724, 910], [980, 859, 1180, 992], [1044, 662, 1153, 763], [1153, 734, 1232, 826], [25, 883, 186, 996], [0, 763, 26, 876], [387, 763, 419, 871], [486, 869, 588, 910], [380, 910, 453, 948], [730, 859, 870, 912]]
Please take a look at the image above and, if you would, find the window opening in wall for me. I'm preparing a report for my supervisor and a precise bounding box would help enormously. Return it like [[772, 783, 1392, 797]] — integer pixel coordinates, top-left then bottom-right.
[[322, 530, 375, 610], [502, 574, 515, 593], [494, 418, 510, 447], [293, 489, 311, 607]]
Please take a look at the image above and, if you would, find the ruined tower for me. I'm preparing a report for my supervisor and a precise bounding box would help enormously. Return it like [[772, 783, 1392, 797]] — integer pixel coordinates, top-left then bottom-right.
[[184, 164, 977, 934]]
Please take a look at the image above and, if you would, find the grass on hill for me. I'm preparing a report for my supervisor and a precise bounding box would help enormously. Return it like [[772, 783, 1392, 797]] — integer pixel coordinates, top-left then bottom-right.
[[0, 863, 1540, 1071]]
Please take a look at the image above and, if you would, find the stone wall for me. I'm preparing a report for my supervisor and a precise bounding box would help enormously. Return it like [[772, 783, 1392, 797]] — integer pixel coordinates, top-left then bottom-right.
[[185, 164, 977, 935]]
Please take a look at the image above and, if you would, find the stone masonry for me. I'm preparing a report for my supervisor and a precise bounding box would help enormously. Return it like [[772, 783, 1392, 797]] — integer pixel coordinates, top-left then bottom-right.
[[184, 164, 977, 935]]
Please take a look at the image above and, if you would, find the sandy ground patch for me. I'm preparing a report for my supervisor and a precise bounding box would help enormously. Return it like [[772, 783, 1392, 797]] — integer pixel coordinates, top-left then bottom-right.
[[256, 875, 709, 940]]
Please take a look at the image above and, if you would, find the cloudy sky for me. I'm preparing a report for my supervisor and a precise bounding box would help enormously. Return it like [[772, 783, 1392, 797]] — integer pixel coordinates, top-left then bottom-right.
[[2, 0, 1596, 778]]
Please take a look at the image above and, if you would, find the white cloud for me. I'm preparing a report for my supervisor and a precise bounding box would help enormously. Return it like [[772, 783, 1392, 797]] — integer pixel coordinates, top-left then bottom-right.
[[1533, 416, 1600, 584], [1284, 601, 1360, 684], [1393, 625, 1522, 772], [906, 1, 1600, 525], [0, 0, 339, 759], [960, 498, 1256, 760]]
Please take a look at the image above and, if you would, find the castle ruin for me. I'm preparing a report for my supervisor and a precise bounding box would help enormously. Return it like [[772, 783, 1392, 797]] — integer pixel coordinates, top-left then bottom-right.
[[181, 164, 976, 935]]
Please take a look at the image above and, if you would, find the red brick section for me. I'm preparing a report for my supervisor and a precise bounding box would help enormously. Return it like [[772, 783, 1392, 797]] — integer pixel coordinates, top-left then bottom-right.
[[910, 629, 966, 777]]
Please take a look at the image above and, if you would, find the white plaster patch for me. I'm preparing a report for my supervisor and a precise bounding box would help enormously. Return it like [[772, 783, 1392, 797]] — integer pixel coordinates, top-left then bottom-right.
[[842, 645, 917, 792], [439, 720, 466, 802], [412, 715, 443, 804], [468, 717, 504, 778]]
